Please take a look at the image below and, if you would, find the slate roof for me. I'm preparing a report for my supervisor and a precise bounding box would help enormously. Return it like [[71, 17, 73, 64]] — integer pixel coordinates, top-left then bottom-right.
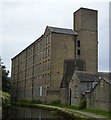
[[60, 59, 86, 88], [85, 72, 111, 93], [75, 71, 111, 83], [75, 71, 99, 82], [48, 26, 78, 35], [98, 72, 111, 85]]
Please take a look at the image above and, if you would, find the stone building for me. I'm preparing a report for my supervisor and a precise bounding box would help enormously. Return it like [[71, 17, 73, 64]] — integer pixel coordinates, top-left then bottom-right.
[[11, 7, 98, 103], [86, 73, 111, 111], [60, 59, 86, 105], [69, 71, 99, 106], [74, 8, 98, 72], [11, 26, 77, 101], [59, 7, 98, 104], [69, 72, 111, 111]]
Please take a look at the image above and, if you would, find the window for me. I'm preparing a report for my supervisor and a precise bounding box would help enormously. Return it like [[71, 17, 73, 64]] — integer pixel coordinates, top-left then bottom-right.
[[48, 47, 50, 56], [77, 40, 80, 47], [47, 48, 49, 56], [77, 49, 80, 55], [45, 61, 47, 70], [48, 60, 50, 70], [43, 49, 45, 58], [43, 61, 45, 71], [49, 33, 51, 43], [45, 48, 47, 58], [40, 86, 42, 96], [46, 36, 48, 44], [43, 74, 44, 81]]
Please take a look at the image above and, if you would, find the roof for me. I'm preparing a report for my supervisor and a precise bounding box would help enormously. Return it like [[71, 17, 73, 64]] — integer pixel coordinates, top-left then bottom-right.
[[86, 72, 111, 93], [60, 59, 86, 88], [74, 7, 97, 14], [98, 72, 111, 85], [48, 26, 78, 35], [75, 71, 111, 84], [75, 71, 99, 82], [12, 26, 77, 60]]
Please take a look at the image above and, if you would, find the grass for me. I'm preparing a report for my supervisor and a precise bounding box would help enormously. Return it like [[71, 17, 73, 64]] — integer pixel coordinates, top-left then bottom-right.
[[48, 104, 111, 118], [13, 100, 111, 119], [82, 108, 111, 118]]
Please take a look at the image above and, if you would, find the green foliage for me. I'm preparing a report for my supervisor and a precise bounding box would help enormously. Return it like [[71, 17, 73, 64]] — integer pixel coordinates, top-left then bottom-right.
[[0, 91, 10, 105], [0, 58, 10, 93], [19, 99, 30, 103], [79, 98, 86, 109], [51, 100, 61, 105], [18, 99, 44, 104], [83, 108, 111, 118], [63, 105, 80, 110], [31, 100, 43, 104]]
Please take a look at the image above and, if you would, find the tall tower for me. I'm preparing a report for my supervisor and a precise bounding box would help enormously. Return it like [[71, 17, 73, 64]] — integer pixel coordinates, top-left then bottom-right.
[[73, 8, 98, 72]]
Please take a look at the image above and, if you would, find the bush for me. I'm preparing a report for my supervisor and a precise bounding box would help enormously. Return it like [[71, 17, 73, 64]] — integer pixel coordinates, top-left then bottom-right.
[[19, 99, 30, 103], [31, 100, 43, 104], [18, 99, 43, 104], [51, 100, 61, 105], [79, 98, 86, 109], [0, 91, 10, 106]]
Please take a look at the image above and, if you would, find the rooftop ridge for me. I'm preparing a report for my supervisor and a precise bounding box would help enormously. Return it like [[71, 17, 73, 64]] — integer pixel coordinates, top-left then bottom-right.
[[47, 26, 78, 35]]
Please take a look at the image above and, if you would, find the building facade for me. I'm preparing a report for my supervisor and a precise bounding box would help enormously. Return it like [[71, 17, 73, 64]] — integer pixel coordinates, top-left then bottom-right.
[[69, 72, 111, 111], [11, 26, 77, 101], [86, 75, 111, 111], [11, 7, 98, 103], [69, 71, 99, 106], [74, 8, 98, 72]]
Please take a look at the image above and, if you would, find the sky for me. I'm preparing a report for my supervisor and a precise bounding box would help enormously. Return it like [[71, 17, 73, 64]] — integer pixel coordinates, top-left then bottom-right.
[[0, 0, 110, 76]]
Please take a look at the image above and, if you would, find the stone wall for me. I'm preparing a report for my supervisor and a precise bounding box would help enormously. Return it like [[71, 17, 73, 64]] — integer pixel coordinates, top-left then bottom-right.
[[50, 33, 75, 91], [86, 79, 111, 111], [74, 8, 98, 72]]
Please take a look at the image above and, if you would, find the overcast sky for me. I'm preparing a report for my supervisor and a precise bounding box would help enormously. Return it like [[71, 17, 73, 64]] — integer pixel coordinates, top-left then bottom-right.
[[0, 0, 110, 76]]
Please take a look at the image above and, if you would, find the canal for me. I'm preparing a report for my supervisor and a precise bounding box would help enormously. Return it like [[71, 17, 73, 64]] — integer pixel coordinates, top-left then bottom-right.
[[2, 107, 70, 119]]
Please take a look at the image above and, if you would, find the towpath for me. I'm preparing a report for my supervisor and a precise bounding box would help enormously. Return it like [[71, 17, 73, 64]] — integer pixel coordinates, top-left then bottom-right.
[[37, 104, 109, 119]]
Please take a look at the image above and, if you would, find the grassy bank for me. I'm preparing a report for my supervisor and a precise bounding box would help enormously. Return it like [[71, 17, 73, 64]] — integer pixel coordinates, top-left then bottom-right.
[[12, 100, 110, 119], [82, 108, 111, 118], [13, 101, 93, 119], [51, 104, 111, 119]]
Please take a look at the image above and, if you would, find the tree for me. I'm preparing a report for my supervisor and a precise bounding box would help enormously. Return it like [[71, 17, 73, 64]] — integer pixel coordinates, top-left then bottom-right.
[[2, 66, 10, 92], [0, 57, 10, 92], [0, 57, 11, 106]]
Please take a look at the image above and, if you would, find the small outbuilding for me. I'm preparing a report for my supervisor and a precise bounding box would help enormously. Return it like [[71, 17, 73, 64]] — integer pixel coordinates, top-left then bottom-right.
[[86, 73, 111, 111], [69, 71, 99, 106]]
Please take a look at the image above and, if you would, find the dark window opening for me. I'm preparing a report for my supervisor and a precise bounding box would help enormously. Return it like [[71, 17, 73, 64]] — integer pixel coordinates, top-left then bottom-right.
[[77, 49, 80, 55], [77, 40, 80, 47]]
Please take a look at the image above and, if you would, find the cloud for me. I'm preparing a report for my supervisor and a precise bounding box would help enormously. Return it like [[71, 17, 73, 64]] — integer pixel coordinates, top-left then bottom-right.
[[0, 1, 109, 75]]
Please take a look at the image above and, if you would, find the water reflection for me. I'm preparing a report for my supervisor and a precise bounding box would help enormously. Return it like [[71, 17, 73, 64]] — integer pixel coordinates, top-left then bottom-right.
[[2, 107, 67, 119]]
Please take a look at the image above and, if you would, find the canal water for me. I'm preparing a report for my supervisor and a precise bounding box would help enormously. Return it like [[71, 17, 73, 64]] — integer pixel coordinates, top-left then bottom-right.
[[2, 107, 70, 119]]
